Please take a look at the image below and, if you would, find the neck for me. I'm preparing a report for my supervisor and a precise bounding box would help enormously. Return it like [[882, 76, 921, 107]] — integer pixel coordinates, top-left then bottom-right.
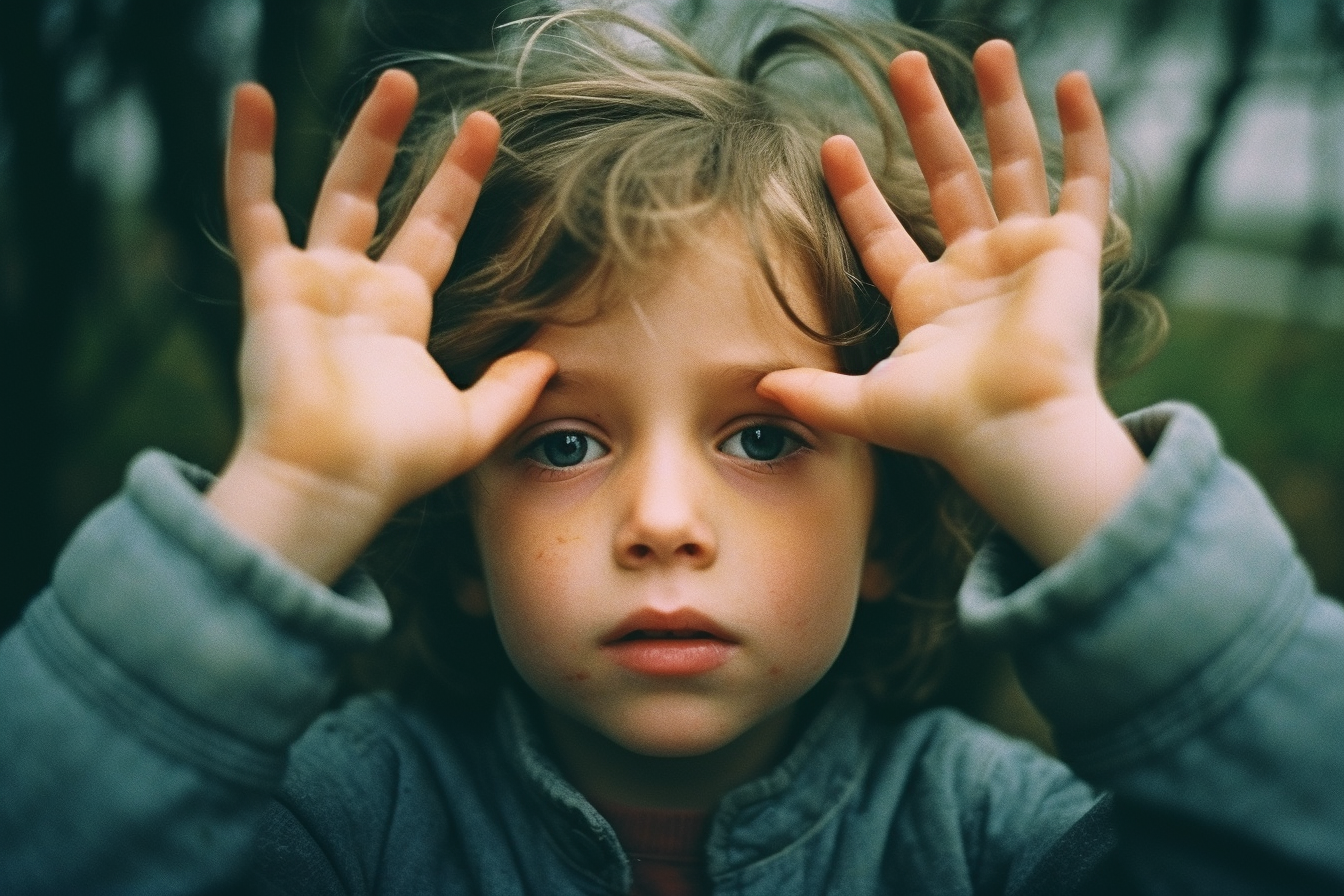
[[540, 704, 799, 811]]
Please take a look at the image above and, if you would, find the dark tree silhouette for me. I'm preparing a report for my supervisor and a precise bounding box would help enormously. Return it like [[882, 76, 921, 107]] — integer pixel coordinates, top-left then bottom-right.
[[0, 0, 106, 623]]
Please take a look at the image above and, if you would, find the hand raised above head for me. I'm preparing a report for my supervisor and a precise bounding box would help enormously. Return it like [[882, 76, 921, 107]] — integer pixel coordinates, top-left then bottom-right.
[[211, 72, 554, 582], [761, 41, 1145, 566]]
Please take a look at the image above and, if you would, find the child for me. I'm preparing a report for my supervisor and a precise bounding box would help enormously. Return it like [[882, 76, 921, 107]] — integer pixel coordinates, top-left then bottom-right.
[[1, 7, 1341, 895]]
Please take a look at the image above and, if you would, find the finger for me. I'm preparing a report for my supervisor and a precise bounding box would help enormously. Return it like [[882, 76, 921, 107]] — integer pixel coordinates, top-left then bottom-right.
[[381, 111, 501, 289], [757, 367, 875, 443], [973, 40, 1050, 219], [225, 83, 290, 272], [306, 69, 418, 251], [456, 350, 557, 464], [821, 136, 928, 298], [1055, 71, 1111, 233], [889, 51, 996, 242]]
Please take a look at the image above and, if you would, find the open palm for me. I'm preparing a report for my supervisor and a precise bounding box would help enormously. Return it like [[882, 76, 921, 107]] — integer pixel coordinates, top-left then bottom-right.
[[761, 40, 1111, 469], [225, 72, 552, 512]]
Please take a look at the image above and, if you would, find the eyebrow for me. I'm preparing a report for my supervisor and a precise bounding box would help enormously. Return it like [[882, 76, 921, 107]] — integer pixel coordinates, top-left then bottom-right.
[[542, 361, 806, 396]]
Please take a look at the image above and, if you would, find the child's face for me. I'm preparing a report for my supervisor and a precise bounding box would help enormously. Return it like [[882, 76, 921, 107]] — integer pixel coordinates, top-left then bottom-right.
[[467, 223, 880, 764]]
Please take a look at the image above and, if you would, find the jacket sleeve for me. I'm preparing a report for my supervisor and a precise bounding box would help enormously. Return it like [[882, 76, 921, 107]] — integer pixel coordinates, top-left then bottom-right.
[[0, 450, 391, 896], [958, 402, 1344, 894]]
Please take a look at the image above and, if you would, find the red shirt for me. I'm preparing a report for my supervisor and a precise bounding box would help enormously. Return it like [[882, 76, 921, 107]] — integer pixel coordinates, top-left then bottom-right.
[[592, 799, 712, 896]]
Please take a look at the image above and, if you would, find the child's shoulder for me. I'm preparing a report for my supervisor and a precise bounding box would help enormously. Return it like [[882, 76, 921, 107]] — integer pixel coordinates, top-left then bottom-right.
[[868, 703, 1096, 831], [287, 691, 500, 783], [703, 693, 1101, 891], [262, 693, 510, 873]]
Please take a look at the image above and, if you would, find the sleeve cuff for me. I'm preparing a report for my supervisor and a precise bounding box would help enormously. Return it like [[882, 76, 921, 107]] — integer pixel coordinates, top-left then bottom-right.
[[48, 449, 392, 749], [957, 402, 1314, 773]]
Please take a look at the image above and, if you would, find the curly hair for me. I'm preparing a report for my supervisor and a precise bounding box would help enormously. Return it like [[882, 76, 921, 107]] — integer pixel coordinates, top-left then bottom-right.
[[348, 6, 1166, 719]]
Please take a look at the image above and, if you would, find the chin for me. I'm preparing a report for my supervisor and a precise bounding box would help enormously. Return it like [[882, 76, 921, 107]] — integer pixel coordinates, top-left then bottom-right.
[[614, 728, 734, 759], [599, 696, 770, 758]]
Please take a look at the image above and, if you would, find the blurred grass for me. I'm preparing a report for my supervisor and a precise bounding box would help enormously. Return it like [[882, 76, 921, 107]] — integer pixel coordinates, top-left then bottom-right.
[[1107, 306, 1344, 597]]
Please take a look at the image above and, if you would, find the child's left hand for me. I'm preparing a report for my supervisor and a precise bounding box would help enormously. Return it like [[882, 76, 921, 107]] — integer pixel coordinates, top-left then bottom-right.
[[760, 41, 1146, 566]]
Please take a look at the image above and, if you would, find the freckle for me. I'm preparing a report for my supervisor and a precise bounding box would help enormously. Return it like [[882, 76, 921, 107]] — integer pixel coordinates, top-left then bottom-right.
[[769, 665, 781, 677], [564, 670, 590, 682]]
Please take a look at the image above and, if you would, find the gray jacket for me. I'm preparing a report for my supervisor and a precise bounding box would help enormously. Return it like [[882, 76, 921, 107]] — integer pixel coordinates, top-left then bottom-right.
[[2, 403, 1341, 894]]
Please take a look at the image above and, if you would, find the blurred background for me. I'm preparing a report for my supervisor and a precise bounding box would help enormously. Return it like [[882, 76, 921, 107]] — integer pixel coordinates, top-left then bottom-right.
[[2, 0, 1341, 643]]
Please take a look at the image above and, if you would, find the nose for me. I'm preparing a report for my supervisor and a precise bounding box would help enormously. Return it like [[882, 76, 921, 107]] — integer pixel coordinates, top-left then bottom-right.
[[613, 440, 717, 570]]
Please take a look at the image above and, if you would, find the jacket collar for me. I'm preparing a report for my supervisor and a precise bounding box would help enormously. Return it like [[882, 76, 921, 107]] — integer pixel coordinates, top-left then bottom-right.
[[705, 687, 871, 876], [495, 685, 872, 883], [497, 690, 632, 892]]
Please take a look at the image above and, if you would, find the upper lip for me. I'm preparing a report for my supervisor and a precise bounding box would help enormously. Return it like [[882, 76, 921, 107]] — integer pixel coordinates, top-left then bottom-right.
[[603, 608, 737, 644]]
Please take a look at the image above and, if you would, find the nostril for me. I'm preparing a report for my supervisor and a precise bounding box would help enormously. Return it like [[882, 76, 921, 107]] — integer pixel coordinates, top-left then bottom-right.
[[618, 537, 713, 565]]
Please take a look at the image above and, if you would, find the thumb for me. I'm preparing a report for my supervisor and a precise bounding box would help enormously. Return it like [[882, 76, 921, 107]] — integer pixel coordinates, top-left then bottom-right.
[[758, 367, 875, 442], [456, 350, 557, 465]]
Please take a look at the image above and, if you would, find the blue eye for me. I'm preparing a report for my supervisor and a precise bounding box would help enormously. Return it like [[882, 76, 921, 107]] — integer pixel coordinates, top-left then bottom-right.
[[720, 425, 804, 462], [525, 431, 608, 469]]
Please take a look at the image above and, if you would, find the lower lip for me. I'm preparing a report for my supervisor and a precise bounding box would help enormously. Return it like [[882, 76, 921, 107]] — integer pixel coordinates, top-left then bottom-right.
[[604, 640, 734, 676]]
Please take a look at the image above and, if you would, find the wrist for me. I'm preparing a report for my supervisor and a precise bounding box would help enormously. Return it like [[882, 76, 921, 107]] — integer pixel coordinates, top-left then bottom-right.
[[948, 393, 1146, 568], [206, 444, 396, 584]]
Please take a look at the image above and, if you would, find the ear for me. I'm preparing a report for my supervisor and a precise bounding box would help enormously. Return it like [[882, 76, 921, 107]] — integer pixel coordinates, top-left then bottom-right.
[[859, 519, 895, 603], [859, 557, 894, 603], [455, 577, 492, 618]]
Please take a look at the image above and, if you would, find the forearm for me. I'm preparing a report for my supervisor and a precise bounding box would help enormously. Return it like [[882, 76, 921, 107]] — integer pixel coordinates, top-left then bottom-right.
[[0, 593, 276, 894], [0, 451, 391, 892], [961, 403, 1344, 888], [1110, 595, 1344, 891]]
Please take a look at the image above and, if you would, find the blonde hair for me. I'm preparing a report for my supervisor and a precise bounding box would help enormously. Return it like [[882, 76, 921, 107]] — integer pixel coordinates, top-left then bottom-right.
[[357, 7, 1166, 717]]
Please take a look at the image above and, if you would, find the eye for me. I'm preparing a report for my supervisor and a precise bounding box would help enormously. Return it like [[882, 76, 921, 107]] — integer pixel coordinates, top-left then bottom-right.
[[720, 425, 805, 463], [524, 431, 609, 469]]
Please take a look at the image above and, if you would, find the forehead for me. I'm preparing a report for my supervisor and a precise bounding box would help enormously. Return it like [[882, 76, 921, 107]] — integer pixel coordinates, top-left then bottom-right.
[[533, 218, 837, 379]]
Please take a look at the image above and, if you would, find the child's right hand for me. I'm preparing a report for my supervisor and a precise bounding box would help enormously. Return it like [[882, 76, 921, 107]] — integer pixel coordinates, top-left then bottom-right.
[[206, 72, 554, 583]]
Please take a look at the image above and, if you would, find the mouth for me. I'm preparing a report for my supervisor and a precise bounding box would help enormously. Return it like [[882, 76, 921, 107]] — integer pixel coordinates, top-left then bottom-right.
[[603, 609, 737, 676], [615, 629, 722, 641], [603, 608, 736, 645]]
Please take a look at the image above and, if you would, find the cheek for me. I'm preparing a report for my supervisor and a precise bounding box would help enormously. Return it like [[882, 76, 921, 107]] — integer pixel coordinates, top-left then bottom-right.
[[749, 458, 875, 673], [472, 476, 587, 599], [483, 570, 585, 691], [758, 534, 864, 671], [470, 489, 600, 683]]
